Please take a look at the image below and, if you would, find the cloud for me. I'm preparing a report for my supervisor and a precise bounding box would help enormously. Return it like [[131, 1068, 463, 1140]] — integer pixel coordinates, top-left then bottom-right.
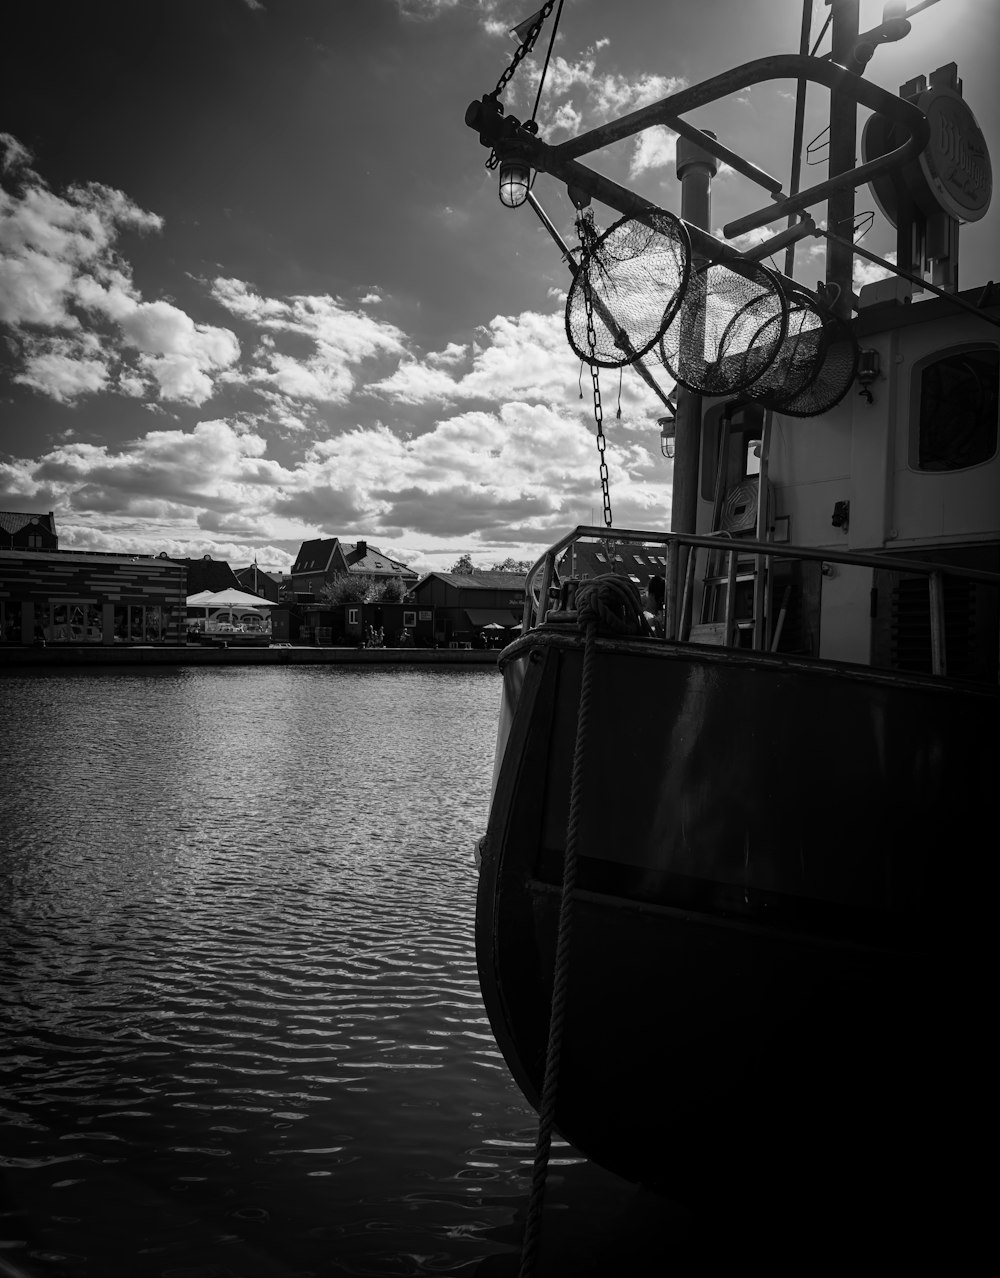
[[853, 250, 897, 289], [0, 135, 243, 407], [630, 126, 678, 177], [13, 335, 110, 402], [0, 132, 32, 174], [211, 277, 406, 405], [543, 54, 685, 122], [369, 308, 583, 407]]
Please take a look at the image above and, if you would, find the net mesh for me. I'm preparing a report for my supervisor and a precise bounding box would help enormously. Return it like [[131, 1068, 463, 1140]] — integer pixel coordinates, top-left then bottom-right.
[[748, 290, 859, 417], [658, 258, 788, 396], [565, 210, 691, 368]]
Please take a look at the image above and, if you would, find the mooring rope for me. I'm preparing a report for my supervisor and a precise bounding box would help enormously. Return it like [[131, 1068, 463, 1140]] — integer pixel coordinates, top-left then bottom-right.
[[517, 576, 645, 1278]]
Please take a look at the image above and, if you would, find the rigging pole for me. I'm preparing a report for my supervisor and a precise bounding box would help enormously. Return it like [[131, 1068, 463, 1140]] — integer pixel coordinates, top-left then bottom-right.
[[826, 0, 861, 316], [670, 132, 718, 539]]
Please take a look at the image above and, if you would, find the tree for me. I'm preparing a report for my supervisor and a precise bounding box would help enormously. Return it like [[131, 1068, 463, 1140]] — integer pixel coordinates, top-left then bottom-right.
[[381, 576, 409, 602], [449, 553, 479, 575], [321, 572, 385, 604], [491, 557, 533, 573]]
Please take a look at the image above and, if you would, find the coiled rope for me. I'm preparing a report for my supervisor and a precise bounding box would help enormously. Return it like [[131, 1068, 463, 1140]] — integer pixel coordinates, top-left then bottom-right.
[[518, 575, 646, 1278]]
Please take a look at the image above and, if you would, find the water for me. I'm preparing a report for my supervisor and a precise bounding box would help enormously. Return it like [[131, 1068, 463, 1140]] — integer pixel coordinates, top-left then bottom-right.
[[0, 667, 679, 1278]]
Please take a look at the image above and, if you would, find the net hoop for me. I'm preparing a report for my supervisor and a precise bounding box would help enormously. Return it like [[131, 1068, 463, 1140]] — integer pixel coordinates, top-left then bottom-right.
[[565, 210, 691, 369], [748, 289, 860, 417], [658, 257, 789, 396]]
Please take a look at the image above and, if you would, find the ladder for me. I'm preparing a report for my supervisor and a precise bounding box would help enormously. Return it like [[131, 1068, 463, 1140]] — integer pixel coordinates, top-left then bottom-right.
[[688, 405, 773, 648]]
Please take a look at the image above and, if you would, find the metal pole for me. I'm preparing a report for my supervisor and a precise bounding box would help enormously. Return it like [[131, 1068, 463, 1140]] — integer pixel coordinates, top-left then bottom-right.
[[826, 0, 861, 317], [671, 132, 717, 631], [929, 571, 946, 675], [753, 410, 773, 651], [671, 131, 717, 538], [784, 0, 814, 278]]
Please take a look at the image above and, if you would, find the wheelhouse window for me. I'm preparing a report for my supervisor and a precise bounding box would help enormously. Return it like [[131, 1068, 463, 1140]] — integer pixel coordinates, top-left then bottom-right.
[[914, 345, 998, 471]]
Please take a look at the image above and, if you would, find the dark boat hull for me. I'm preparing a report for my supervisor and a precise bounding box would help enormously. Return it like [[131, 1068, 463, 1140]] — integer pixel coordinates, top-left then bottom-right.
[[477, 628, 995, 1214]]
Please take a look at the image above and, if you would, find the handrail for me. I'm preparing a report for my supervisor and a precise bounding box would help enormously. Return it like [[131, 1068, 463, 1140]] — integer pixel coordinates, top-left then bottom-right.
[[520, 526, 1000, 680], [524, 526, 1000, 588]]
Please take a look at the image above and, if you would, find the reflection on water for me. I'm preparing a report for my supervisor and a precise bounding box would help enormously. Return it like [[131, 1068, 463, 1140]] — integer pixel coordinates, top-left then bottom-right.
[[0, 667, 679, 1277]]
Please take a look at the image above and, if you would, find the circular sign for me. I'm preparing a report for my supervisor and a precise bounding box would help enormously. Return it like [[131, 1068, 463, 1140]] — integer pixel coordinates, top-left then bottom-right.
[[916, 85, 992, 221]]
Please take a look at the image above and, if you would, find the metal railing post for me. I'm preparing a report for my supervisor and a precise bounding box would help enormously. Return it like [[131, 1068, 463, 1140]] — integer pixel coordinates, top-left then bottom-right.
[[538, 553, 555, 627], [724, 547, 737, 646], [929, 571, 946, 676], [664, 538, 678, 640], [679, 543, 698, 641]]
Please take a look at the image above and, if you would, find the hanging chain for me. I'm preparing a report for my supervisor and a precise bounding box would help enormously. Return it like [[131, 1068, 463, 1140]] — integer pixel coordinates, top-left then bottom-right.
[[576, 211, 613, 531], [491, 2, 556, 102], [484, 3, 555, 170]]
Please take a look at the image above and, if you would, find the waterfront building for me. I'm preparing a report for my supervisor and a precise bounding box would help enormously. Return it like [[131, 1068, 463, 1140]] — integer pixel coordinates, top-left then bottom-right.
[[289, 538, 419, 599], [1, 509, 59, 552], [0, 546, 186, 645], [235, 562, 281, 603], [558, 541, 672, 590], [300, 598, 417, 648], [177, 555, 243, 596], [408, 572, 526, 647]]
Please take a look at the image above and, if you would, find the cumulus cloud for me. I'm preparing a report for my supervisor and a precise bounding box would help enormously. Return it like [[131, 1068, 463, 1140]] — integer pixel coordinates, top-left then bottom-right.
[[14, 335, 110, 402], [0, 135, 241, 406], [542, 54, 685, 121], [853, 250, 897, 289], [630, 126, 679, 177], [369, 308, 584, 407], [211, 276, 406, 405]]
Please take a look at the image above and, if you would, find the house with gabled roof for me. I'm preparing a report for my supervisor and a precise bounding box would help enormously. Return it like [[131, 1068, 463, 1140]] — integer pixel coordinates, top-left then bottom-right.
[[174, 555, 242, 597], [289, 537, 418, 600], [1, 510, 58, 552], [234, 563, 280, 603], [558, 540, 670, 593], [408, 571, 527, 647]]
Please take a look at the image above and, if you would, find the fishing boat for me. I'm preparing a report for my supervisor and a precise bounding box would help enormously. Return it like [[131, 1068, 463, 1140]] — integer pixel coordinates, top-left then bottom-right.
[[465, 0, 998, 1236]]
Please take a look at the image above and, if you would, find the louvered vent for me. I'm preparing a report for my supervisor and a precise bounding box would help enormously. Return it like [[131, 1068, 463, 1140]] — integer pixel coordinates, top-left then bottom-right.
[[890, 576, 983, 678]]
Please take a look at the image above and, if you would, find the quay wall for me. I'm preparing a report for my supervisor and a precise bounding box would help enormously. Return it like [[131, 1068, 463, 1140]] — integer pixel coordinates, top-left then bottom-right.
[[0, 645, 501, 669]]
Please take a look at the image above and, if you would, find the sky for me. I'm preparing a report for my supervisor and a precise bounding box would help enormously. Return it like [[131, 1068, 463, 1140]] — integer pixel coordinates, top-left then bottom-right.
[[2, 0, 997, 576]]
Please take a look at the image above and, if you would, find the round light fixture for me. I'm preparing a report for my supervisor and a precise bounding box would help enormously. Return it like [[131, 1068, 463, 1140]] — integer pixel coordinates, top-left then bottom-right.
[[499, 158, 532, 208]]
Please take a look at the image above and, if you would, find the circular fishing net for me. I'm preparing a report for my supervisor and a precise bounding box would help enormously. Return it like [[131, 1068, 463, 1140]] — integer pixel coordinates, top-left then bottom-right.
[[747, 289, 859, 417], [658, 258, 788, 396], [565, 210, 691, 368]]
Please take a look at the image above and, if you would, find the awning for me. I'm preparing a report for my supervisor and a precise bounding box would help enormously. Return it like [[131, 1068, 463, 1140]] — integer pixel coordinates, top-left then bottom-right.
[[465, 609, 521, 627]]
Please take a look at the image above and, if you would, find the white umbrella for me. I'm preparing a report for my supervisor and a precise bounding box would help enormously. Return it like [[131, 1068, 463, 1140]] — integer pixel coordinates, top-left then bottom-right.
[[187, 588, 277, 608]]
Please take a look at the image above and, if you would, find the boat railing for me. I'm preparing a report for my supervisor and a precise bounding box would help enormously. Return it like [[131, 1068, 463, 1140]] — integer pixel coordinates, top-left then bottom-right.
[[522, 526, 1000, 682]]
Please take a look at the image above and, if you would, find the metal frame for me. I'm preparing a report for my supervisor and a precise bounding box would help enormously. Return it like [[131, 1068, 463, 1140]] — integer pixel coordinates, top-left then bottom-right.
[[469, 54, 930, 285]]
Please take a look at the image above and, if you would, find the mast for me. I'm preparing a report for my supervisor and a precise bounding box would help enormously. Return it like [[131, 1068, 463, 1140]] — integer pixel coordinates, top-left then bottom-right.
[[826, 0, 861, 316], [671, 132, 718, 538]]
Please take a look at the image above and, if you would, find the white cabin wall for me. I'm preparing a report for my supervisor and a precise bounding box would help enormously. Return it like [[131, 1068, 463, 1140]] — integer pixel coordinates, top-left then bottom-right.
[[889, 314, 1000, 546], [767, 404, 853, 549], [815, 563, 873, 664], [847, 329, 898, 552]]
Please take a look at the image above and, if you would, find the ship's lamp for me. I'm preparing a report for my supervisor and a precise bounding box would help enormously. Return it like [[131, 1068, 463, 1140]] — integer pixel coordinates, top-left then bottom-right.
[[659, 415, 676, 459], [499, 158, 532, 208]]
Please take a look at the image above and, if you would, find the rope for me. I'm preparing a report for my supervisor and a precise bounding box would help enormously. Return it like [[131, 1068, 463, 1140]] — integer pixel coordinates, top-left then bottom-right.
[[529, 0, 565, 126], [517, 575, 645, 1278]]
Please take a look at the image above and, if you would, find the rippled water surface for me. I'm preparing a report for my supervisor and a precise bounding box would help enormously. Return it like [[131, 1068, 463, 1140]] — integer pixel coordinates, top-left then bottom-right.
[[1, 667, 679, 1278]]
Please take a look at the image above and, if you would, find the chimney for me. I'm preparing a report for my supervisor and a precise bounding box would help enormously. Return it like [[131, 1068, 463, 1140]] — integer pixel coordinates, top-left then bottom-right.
[[356, 540, 367, 558]]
